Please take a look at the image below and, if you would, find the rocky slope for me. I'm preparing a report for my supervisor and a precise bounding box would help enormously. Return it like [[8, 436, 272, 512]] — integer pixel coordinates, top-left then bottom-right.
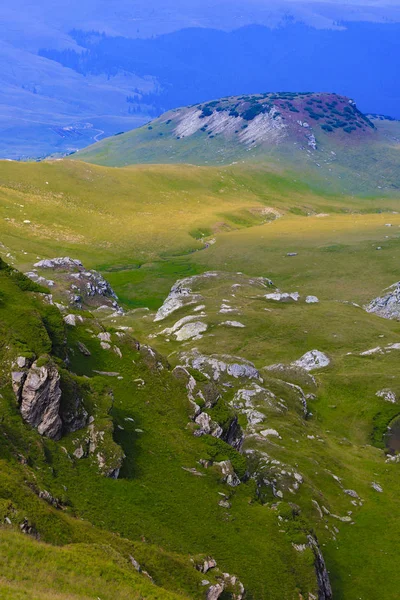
[[73, 92, 400, 194]]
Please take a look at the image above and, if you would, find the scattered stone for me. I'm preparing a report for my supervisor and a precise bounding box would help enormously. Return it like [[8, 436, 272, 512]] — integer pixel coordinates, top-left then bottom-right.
[[365, 282, 400, 320], [38, 490, 61, 508], [260, 428, 281, 439], [64, 314, 82, 326], [98, 332, 112, 343], [306, 296, 319, 304], [93, 370, 120, 377], [286, 252, 298, 257], [292, 350, 330, 372], [265, 291, 299, 302], [180, 350, 260, 382], [34, 257, 83, 269], [196, 557, 217, 574], [194, 412, 223, 438], [371, 482, 383, 493], [73, 446, 85, 459], [175, 321, 208, 341], [215, 460, 240, 487], [207, 584, 225, 600], [220, 321, 245, 328], [344, 489, 359, 499], [376, 389, 397, 403], [20, 518, 39, 539], [154, 276, 207, 321]]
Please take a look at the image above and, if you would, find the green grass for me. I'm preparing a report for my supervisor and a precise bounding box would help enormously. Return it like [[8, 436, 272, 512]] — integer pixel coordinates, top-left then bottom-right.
[[1, 156, 400, 598]]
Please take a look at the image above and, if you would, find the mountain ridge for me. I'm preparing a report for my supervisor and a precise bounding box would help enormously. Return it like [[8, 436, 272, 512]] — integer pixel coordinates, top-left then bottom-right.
[[73, 91, 400, 195]]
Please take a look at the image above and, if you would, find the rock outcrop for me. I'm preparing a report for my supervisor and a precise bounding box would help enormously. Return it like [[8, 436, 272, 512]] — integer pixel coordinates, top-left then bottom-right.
[[28, 257, 122, 312], [180, 350, 260, 382], [12, 356, 88, 441], [292, 350, 330, 372], [307, 534, 333, 600], [365, 282, 400, 320], [13, 358, 63, 440]]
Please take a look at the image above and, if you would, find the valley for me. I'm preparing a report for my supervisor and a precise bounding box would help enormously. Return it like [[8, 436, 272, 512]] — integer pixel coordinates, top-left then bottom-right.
[[1, 141, 400, 599]]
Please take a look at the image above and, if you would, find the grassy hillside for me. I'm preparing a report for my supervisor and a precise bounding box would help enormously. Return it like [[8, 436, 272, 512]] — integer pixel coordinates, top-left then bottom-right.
[[73, 93, 400, 195], [1, 157, 400, 598]]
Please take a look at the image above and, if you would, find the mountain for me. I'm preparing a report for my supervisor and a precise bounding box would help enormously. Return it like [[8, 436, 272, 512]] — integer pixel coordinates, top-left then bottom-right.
[[1, 15, 400, 159], [74, 91, 400, 195]]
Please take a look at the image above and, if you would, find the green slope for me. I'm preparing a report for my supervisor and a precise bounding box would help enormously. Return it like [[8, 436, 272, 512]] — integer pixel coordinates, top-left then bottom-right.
[[72, 92, 400, 195], [1, 157, 400, 598]]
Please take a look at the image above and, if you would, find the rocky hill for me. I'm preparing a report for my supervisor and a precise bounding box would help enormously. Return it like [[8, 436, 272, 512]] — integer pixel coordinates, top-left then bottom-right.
[[74, 92, 400, 194]]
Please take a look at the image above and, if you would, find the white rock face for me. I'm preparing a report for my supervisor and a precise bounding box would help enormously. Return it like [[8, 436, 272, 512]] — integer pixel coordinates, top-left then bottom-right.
[[215, 460, 240, 487], [64, 314, 77, 326], [194, 412, 223, 438], [160, 314, 205, 337], [18, 361, 62, 440], [221, 321, 245, 328], [306, 296, 319, 304], [173, 106, 287, 148], [371, 482, 383, 493], [63, 314, 83, 326], [292, 350, 330, 371], [365, 282, 400, 320], [260, 428, 281, 438], [154, 275, 219, 321], [265, 291, 299, 302], [34, 257, 83, 269], [175, 322, 208, 341], [181, 350, 260, 382], [98, 332, 111, 342], [376, 389, 397, 403]]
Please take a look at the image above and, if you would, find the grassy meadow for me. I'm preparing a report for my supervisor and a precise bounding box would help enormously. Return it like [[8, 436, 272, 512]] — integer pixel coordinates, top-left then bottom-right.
[[1, 157, 400, 598]]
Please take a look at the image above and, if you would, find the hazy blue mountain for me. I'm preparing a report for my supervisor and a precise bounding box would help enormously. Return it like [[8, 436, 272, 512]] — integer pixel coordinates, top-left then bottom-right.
[[1, 1, 400, 158], [40, 22, 400, 118]]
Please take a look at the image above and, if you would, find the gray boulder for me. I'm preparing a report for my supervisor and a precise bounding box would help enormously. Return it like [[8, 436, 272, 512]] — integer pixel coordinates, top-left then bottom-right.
[[292, 350, 330, 372], [19, 360, 62, 440], [366, 282, 400, 320]]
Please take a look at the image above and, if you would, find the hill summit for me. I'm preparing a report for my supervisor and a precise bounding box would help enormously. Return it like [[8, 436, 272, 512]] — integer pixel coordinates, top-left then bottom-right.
[[165, 92, 375, 149], [75, 92, 377, 166]]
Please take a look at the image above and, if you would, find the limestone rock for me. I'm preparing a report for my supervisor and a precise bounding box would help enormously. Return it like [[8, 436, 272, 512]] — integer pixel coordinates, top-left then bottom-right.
[[371, 482, 383, 493], [180, 350, 260, 382], [64, 314, 83, 326], [265, 291, 299, 302], [154, 276, 203, 321], [221, 321, 245, 328], [292, 350, 330, 372], [196, 557, 217, 574], [34, 257, 83, 269], [194, 412, 223, 438], [306, 295, 319, 304], [207, 584, 225, 600], [215, 460, 240, 487], [307, 534, 333, 599], [365, 282, 400, 320], [175, 321, 208, 341], [33, 257, 121, 312], [19, 360, 62, 440], [376, 389, 397, 403]]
